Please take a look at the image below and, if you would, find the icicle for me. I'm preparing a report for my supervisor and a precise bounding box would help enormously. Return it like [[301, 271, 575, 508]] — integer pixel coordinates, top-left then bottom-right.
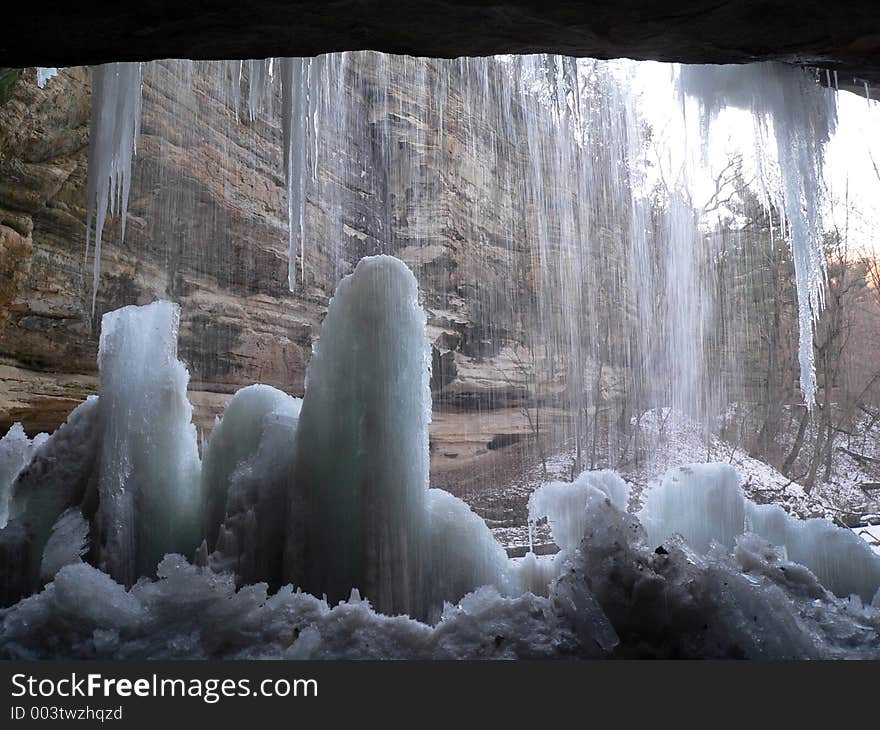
[[280, 58, 312, 290], [229, 60, 243, 117], [247, 59, 273, 120], [679, 63, 837, 406], [84, 62, 143, 317], [36, 68, 58, 88]]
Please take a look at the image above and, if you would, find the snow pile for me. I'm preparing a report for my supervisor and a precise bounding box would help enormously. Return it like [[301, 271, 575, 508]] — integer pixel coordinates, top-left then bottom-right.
[[854, 525, 880, 557], [94, 301, 201, 586], [679, 63, 837, 405]]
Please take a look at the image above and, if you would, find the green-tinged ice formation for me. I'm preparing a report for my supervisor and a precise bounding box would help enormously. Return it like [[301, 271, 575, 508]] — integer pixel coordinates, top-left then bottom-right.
[[94, 301, 202, 586]]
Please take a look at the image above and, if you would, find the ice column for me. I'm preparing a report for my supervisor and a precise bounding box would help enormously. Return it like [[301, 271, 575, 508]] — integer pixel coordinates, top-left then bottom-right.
[[85, 62, 143, 316], [285, 256, 430, 617], [94, 301, 201, 585], [201, 384, 302, 587]]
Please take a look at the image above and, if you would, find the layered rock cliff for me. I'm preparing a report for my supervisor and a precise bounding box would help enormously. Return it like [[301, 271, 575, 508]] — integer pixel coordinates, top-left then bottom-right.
[[0, 60, 564, 494]]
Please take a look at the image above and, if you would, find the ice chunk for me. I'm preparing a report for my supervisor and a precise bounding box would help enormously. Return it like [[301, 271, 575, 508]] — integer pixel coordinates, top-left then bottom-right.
[[529, 469, 631, 552], [746, 503, 880, 604], [39, 508, 90, 583], [94, 301, 201, 586], [638, 462, 880, 602], [285, 256, 431, 617]]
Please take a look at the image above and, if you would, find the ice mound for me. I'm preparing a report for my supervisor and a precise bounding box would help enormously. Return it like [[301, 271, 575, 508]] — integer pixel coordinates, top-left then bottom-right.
[[529, 469, 631, 552], [204, 385, 302, 587], [0, 397, 100, 604], [640, 463, 880, 603], [424, 488, 514, 618], [639, 463, 745, 553], [746, 503, 880, 603]]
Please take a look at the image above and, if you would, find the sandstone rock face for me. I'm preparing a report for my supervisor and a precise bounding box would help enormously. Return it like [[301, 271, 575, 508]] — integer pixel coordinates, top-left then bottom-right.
[[0, 61, 562, 493]]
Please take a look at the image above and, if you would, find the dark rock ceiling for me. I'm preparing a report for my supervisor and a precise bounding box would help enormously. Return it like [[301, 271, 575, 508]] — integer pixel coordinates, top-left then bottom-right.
[[3, 1, 880, 94]]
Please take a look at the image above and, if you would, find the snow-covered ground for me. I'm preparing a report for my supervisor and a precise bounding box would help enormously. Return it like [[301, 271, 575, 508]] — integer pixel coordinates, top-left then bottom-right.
[[483, 407, 880, 553], [853, 524, 880, 556]]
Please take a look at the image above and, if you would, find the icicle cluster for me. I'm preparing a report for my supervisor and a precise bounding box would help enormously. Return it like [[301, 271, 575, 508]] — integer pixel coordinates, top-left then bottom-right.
[[679, 63, 838, 406], [36, 68, 58, 88], [85, 62, 144, 316]]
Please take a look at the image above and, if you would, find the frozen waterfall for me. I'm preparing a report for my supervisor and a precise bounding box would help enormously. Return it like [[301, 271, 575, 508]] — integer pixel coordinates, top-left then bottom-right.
[[0, 257, 879, 656]]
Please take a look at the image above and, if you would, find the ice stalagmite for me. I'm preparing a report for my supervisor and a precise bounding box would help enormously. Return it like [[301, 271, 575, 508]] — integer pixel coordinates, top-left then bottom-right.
[[679, 63, 837, 405], [285, 256, 430, 617], [94, 301, 201, 586], [85, 62, 143, 316], [201, 384, 302, 586]]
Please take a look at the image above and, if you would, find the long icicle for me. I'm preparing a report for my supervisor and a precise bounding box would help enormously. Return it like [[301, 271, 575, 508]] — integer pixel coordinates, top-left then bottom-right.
[[84, 62, 143, 317]]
